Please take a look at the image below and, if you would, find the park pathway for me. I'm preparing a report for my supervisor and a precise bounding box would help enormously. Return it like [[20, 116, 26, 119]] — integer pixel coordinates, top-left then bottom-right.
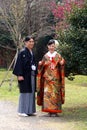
[[0, 100, 70, 130]]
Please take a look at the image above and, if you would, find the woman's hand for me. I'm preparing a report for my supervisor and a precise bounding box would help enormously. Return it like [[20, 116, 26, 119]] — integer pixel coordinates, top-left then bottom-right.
[[60, 60, 64, 65], [38, 61, 43, 66], [60, 58, 65, 65]]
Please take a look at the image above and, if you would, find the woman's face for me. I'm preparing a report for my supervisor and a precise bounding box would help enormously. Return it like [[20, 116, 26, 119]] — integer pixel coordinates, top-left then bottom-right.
[[25, 38, 34, 50], [47, 43, 55, 53]]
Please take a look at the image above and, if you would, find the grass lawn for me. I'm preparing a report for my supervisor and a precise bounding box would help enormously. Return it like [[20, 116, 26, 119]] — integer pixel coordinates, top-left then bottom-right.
[[0, 69, 19, 102], [63, 75, 87, 130], [0, 69, 87, 130]]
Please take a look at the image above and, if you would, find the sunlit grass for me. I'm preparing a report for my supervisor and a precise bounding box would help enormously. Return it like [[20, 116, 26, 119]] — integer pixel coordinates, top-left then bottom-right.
[[0, 69, 19, 103], [0, 69, 87, 130], [62, 76, 87, 130]]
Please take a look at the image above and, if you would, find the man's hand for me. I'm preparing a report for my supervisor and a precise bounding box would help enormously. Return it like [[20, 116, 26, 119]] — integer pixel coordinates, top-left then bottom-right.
[[17, 76, 24, 81]]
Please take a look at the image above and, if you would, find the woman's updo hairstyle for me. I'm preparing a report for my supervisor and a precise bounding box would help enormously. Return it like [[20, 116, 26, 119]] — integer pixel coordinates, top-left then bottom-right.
[[47, 39, 55, 46]]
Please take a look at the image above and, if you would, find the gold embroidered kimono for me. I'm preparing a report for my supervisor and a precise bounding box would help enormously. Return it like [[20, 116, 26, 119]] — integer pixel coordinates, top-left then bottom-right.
[[37, 52, 65, 113]]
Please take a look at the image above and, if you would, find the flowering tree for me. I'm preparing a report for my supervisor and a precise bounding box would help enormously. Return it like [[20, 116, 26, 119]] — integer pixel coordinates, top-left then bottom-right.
[[50, 0, 85, 20], [50, 0, 85, 33], [50, 0, 87, 76]]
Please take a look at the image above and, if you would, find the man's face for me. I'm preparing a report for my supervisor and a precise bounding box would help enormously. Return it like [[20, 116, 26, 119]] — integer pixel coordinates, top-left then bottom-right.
[[26, 38, 34, 49]]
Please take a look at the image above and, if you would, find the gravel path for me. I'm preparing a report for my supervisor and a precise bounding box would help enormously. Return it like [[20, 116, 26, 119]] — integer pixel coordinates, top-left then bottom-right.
[[0, 101, 69, 130]]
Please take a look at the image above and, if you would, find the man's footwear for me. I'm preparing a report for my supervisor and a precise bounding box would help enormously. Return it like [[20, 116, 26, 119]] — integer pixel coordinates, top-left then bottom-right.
[[18, 113, 28, 117], [28, 113, 37, 116], [32, 112, 37, 116]]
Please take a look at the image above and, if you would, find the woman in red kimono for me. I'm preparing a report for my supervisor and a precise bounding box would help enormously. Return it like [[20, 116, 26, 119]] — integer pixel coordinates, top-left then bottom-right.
[[37, 39, 65, 117]]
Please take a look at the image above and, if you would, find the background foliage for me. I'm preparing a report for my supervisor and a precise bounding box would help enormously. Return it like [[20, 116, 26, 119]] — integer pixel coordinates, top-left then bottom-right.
[[0, 0, 87, 77], [51, 0, 87, 76]]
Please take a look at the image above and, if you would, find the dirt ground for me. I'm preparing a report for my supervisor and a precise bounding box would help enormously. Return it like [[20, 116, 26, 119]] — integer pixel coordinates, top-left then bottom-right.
[[0, 100, 71, 130]]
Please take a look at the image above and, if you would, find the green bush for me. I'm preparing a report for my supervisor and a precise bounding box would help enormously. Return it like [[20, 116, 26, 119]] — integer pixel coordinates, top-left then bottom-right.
[[58, 2, 87, 76]]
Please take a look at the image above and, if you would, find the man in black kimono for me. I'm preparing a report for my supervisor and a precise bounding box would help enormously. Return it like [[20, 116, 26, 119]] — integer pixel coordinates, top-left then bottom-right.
[[13, 36, 37, 116]]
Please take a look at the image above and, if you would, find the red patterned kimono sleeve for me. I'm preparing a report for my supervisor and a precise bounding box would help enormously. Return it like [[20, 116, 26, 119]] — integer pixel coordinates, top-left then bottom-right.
[[59, 56, 65, 104], [60, 64, 65, 104], [37, 64, 44, 106]]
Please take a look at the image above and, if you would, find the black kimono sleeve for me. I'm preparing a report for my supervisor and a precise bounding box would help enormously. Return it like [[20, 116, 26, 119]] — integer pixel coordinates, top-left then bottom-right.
[[13, 52, 23, 76]]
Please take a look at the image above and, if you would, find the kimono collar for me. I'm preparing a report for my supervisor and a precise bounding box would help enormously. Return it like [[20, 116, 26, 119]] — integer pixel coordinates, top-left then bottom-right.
[[47, 51, 57, 58], [47, 51, 57, 60], [25, 47, 33, 55]]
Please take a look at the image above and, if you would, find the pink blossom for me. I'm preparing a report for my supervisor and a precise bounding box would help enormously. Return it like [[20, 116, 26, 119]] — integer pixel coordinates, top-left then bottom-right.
[[50, 0, 85, 20]]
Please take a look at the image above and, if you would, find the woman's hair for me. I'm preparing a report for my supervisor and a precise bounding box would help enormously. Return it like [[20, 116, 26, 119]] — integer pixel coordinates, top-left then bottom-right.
[[47, 39, 55, 46], [24, 36, 33, 42]]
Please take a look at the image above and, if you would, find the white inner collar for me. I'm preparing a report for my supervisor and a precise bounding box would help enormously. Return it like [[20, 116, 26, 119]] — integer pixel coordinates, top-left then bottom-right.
[[47, 51, 57, 60]]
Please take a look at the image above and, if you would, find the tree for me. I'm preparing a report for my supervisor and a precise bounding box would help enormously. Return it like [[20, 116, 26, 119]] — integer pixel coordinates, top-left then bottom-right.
[[0, 0, 28, 83], [0, 0, 26, 49], [0, 0, 58, 67], [26, 0, 55, 39], [64, 2, 87, 75], [26, 0, 57, 64], [50, 0, 87, 76]]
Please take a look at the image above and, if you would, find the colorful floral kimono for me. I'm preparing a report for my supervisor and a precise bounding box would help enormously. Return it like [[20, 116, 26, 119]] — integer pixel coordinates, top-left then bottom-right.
[[37, 51, 65, 113]]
